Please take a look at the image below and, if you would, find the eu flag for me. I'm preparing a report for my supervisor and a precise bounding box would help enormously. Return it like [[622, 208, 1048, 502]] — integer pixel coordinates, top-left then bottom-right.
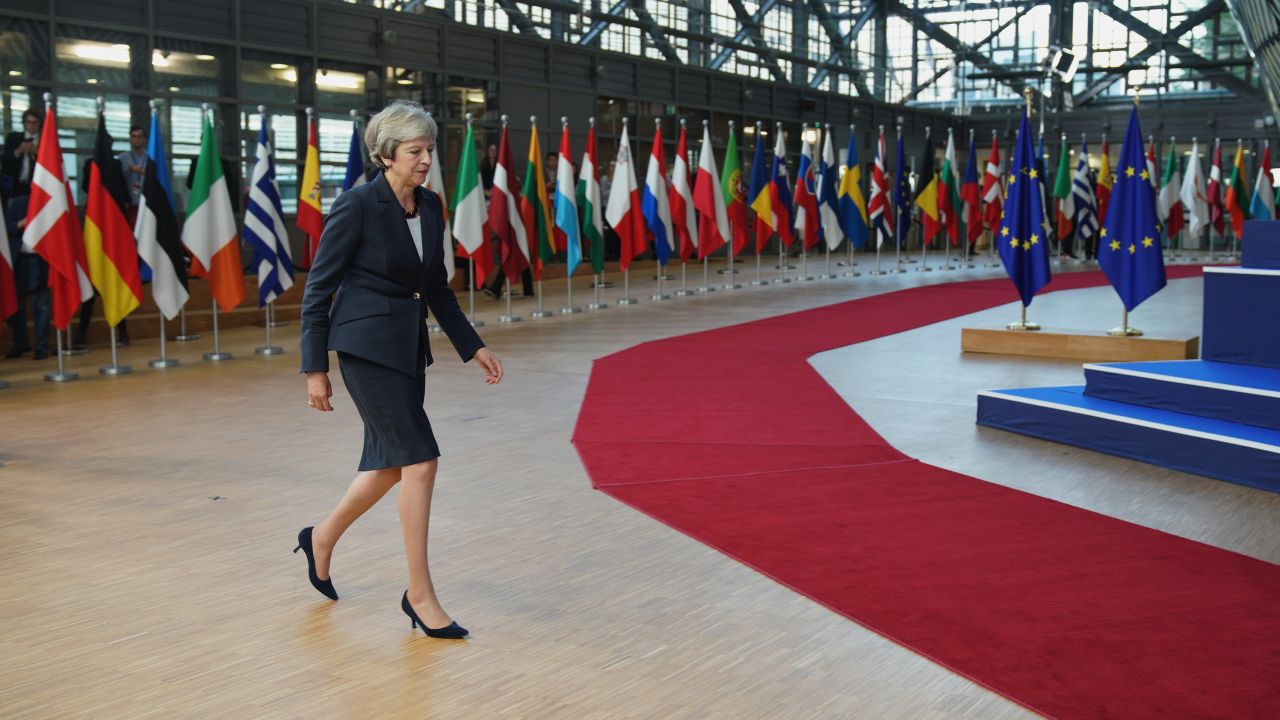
[[1098, 106, 1166, 311], [996, 111, 1052, 306], [894, 133, 910, 246]]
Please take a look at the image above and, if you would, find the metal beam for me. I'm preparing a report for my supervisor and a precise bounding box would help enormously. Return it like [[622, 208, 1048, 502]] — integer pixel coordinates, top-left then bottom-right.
[[579, 0, 630, 47], [901, 3, 1031, 102], [494, 0, 542, 36], [720, 0, 788, 82], [810, 2, 878, 91], [804, 0, 872, 96], [889, 0, 1046, 103], [1076, 0, 1258, 104], [628, 1, 683, 64], [709, 0, 779, 69]]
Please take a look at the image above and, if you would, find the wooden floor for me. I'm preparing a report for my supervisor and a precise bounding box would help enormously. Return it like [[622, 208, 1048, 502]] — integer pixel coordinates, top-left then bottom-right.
[[2, 253, 1277, 719]]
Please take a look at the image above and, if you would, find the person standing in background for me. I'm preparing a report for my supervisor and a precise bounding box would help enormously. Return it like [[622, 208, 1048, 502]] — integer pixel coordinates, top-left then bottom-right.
[[1, 109, 40, 203]]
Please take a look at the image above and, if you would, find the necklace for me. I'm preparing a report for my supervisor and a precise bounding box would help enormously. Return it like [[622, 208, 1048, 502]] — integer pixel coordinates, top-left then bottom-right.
[[403, 195, 418, 219]]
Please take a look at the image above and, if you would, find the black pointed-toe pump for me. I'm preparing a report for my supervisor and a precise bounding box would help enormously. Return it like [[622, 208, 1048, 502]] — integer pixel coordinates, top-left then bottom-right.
[[401, 592, 468, 639], [293, 527, 338, 601]]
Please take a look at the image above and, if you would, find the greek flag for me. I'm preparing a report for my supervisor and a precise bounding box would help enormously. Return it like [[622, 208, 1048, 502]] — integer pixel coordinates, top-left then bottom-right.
[[244, 119, 294, 307], [1072, 141, 1099, 242]]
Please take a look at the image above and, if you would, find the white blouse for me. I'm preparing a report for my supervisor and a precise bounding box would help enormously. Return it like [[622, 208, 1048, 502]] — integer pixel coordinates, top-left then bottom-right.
[[406, 216, 423, 261]]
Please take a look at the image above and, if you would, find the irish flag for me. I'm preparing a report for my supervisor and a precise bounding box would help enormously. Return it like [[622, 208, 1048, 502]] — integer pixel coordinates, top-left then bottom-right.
[[184, 111, 244, 313]]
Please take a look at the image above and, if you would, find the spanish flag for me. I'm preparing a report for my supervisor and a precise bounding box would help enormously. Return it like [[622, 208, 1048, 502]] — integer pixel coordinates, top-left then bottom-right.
[[82, 114, 142, 326], [297, 112, 323, 266]]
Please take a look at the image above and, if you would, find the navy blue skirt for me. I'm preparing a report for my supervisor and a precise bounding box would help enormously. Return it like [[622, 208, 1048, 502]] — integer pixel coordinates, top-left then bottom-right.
[[337, 351, 440, 471]]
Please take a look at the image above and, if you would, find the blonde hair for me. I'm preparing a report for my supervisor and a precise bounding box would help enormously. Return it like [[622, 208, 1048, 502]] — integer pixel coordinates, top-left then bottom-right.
[[364, 100, 437, 169]]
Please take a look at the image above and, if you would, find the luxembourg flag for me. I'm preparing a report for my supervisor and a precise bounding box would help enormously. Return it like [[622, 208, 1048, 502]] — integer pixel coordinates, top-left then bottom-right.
[[642, 122, 675, 267], [554, 121, 583, 276]]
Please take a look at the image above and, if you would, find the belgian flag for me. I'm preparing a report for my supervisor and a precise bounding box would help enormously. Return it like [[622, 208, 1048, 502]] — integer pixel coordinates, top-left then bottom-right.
[[914, 133, 941, 244], [83, 115, 142, 326]]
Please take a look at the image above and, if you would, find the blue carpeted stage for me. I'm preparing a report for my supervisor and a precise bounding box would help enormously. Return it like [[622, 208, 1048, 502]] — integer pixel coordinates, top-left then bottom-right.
[[978, 222, 1280, 493]]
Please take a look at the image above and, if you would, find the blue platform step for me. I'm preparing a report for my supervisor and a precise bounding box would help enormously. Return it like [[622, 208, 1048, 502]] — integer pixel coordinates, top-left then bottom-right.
[[977, 386, 1280, 493], [1083, 360, 1280, 432]]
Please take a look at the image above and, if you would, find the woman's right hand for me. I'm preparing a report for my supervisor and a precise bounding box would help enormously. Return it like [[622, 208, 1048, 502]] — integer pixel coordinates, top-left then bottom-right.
[[306, 371, 334, 412]]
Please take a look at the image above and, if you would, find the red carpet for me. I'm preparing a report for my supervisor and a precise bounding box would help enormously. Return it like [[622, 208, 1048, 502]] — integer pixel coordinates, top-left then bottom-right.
[[572, 267, 1280, 720]]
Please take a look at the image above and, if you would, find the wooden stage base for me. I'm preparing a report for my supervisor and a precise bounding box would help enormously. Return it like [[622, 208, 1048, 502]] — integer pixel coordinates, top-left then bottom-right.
[[961, 327, 1200, 362]]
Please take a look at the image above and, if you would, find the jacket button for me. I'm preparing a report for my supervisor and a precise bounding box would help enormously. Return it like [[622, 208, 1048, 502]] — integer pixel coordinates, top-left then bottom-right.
[[412, 292, 421, 299]]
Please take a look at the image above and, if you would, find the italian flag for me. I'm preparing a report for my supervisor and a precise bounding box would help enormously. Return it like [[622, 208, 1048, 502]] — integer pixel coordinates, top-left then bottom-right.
[[451, 121, 491, 288], [183, 112, 244, 313]]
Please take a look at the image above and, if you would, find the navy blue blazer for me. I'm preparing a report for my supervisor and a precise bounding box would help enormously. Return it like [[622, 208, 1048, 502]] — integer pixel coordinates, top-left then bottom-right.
[[300, 172, 484, 376]]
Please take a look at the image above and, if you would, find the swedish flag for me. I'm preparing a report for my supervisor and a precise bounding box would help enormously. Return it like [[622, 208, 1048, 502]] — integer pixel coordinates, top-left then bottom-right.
[[1098, 106, 1166, 312], [997, 111, 1052, 306]]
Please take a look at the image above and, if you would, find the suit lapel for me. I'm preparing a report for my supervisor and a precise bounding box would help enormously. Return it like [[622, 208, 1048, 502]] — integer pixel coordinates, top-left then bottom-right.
[[374, 173, 424, 284], [416, 187, 437, 271]]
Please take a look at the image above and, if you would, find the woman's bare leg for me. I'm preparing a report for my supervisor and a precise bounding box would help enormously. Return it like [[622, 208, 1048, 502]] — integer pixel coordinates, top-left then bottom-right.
[[399, 458, 453, 628], [312, 467, 401, 579]]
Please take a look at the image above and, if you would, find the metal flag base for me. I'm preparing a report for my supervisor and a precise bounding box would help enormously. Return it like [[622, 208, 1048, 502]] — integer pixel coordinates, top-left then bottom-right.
[[428, 324, 443, 334], [150, 316, 180, 368], [1107, 309, 1143, 336], [588, 273, 609, 309], [100, 326, 132, 375], [530, 280, 552, 318], [45, 332, 79, 382], [1005, 305, 1040, 331], [722, 280, 742, 289], [174, 308, 201, 341], [562, 278, 582, 313], [499, 279, 522, 322], [255, 303, 283, 355], [203, 300, 233, 361], [696, 259, 716, 292], [751, 254, 768, 285], [617, 269, 639, 304], [652, 263, 671, 300]]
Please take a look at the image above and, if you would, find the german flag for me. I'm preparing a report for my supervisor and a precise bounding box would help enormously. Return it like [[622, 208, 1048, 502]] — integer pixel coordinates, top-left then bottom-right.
[[83, 115, 142, 326]]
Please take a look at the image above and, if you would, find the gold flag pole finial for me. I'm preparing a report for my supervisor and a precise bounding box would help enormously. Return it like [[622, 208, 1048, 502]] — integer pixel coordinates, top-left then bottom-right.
[[1023, 87, 1033, 116]]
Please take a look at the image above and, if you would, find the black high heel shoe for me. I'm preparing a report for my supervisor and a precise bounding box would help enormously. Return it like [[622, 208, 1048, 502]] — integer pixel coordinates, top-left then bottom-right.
[[293, 527, 338, 601], [401, 592, 468, 639]]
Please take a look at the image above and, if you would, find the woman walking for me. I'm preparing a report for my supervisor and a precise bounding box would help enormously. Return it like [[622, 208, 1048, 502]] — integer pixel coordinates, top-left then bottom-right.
[[296, 100, 502, 639]]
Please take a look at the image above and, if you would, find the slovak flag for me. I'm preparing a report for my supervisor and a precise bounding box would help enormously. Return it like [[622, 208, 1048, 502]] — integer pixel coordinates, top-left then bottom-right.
[[793, 128, 821, 251]]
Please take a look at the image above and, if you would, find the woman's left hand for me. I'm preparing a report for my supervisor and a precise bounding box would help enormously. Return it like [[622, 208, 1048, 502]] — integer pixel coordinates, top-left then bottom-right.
[[473, 347, 503, 385]]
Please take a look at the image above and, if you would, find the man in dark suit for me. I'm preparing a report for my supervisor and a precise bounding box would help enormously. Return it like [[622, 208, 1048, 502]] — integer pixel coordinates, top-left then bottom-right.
[[1, 109, 41, 203]]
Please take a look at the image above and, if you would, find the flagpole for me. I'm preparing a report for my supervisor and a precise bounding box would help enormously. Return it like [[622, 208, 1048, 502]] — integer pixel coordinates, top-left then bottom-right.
[[917, 129, 932, 272], [256, 302, 283, 354], [175, 307, 200, 340], [46, 326, 78, 382], [962, 128, 974, 269], [751, 121, 768, 286], [149, 315, 179, 368], [895, 125, 906, 273], [942, 127, 954, 271], [202, 295, 232, 356]]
